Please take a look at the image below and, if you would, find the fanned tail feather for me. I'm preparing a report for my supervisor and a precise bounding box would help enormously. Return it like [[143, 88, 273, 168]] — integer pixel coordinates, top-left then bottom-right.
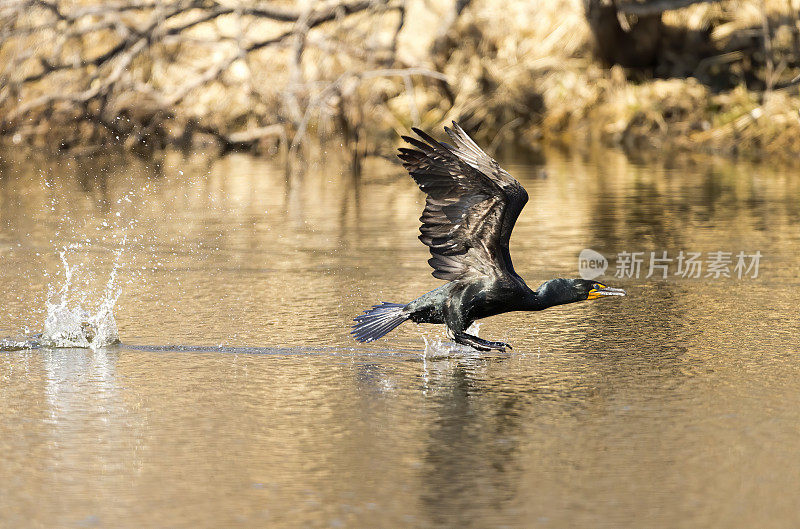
[[351, 302, 408, 343]]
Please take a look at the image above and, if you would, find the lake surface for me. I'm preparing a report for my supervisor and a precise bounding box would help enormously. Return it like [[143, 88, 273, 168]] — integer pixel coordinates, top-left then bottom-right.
[[1, 145, 799, 528]]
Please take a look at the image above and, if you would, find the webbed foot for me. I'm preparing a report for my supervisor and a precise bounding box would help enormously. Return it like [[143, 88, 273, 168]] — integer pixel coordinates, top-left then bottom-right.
[[454, 332, 512, 352], [485, 340, 512, 351]]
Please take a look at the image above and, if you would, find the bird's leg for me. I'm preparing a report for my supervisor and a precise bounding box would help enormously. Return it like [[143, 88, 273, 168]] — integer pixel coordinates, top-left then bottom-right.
[[453, 332, 512, 352]]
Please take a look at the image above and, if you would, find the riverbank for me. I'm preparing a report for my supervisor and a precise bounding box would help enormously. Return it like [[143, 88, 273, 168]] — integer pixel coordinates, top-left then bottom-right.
[[534, 69, 800, 162], [2, 0, 800, 163], [438, 0, 800, 163]]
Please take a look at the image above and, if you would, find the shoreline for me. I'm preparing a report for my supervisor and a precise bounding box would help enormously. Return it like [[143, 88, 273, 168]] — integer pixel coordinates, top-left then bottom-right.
[[2, 1, 800, 164]]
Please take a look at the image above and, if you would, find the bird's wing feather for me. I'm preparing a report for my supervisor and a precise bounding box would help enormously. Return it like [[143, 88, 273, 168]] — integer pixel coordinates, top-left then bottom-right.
[[397, 122, 529, 281]]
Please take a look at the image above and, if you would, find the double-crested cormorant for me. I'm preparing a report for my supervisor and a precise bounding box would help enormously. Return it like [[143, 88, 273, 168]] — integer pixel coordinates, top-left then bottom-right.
[[352, 122, 626, 351]]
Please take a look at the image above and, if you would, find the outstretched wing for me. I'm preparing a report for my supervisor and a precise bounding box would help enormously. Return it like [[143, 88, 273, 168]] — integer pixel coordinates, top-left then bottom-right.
[[397, 121, 529, 281]]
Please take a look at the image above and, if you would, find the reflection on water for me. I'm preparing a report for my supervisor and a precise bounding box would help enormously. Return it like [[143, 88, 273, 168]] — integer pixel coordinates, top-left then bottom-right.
[[1, 147, 799, 527]]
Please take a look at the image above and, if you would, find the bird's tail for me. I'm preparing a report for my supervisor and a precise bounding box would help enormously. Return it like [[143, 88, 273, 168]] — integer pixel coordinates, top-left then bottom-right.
[[351, 302, 408, 343]]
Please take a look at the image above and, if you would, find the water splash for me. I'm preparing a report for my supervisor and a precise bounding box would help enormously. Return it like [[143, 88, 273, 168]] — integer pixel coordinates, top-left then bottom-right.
[[420, 322, 484, 359], [0, 336, 37, 351], [0, 175, 145, 352], [40, 241, 125, 349], [0, 239, 127, 351], [466, 322, 481, 336], [35, 186, 140, 350]]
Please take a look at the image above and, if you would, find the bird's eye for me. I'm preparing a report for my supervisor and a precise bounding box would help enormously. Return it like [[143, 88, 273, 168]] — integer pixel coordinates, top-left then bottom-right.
[[593, 283, 605, 289]]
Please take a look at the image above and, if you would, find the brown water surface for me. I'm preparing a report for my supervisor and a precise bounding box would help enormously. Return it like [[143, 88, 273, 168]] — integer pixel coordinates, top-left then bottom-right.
[[1, 147, 799, 528]]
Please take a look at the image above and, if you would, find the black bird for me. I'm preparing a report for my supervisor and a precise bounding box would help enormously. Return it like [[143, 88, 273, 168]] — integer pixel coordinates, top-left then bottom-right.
[[352, 122, 626, 351]]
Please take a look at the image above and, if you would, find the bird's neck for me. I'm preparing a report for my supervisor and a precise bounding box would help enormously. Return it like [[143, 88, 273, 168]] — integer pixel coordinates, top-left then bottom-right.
[[523, 281, 578, 311], [521, 288, 548, 311]]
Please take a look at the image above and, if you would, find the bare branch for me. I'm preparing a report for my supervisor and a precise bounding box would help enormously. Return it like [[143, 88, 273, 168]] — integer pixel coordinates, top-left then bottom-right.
[[0, 0, 436, 156]]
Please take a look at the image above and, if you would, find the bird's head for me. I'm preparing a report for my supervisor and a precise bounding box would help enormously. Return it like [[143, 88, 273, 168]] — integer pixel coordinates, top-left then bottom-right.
[[535, 278, 626, 308], [575, 279, 626, 300]]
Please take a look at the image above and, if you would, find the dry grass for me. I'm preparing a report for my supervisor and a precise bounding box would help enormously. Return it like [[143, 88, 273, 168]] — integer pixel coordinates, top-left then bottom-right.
[[2, 0, 800, 161], [334, 0, 800, 162]]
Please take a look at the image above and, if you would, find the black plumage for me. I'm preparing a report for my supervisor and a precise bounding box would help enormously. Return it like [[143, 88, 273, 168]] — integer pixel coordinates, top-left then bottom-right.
[[352, 122, 626, 351]]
